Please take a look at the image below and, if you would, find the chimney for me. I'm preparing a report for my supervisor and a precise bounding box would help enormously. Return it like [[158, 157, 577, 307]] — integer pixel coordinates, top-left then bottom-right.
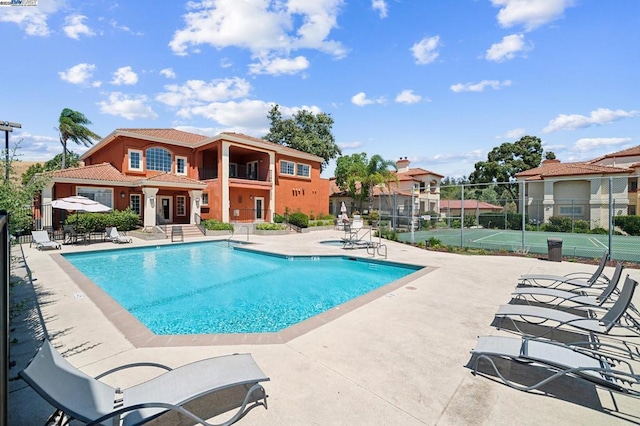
[[396, 156, 410, 173], [541, 159, 560, 165]]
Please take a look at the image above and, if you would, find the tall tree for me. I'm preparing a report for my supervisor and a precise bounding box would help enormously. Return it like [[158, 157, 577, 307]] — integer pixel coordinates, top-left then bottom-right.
[[334, 153, 397, 212], [21, 151, 81, 186], [57, 108, 101, 169], [263, 104, 341, 171], [469, 135, 553, 201]]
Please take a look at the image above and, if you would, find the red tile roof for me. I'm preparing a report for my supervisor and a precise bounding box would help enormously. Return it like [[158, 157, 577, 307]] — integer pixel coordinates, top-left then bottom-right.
[[397, 167, 444, 178], [139, 172, 206, 186], [589, 144, 640, 163], [51, 163, 138, 182], [516, 160, 630, 180], [118, 128, 209, 144], [440, 200, 503, 210]]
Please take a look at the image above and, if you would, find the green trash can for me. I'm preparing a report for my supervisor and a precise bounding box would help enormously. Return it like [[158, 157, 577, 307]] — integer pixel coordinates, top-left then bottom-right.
[[547, 238, 563, 262]]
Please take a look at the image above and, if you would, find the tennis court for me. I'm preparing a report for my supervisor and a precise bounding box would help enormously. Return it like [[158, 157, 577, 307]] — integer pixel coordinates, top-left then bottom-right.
[[398, 228, 640, 262]]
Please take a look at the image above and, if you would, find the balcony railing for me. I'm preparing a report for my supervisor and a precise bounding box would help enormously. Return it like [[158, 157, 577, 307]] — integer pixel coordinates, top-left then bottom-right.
[[198, 165, 270, 182]]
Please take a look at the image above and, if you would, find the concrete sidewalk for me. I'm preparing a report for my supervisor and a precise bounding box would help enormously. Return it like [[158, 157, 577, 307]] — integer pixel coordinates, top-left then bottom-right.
[[8, 229, 640, 425]]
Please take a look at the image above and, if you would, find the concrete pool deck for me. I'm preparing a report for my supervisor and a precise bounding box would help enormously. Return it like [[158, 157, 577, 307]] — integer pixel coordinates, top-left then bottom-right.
[[8, 229, 640, 425]]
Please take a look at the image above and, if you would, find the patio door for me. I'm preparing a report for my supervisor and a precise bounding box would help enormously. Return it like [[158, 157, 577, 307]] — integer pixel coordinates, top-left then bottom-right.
[[254, 197, 264, 221], [247, 161, 258, 180], [157, 196, 172, 223]]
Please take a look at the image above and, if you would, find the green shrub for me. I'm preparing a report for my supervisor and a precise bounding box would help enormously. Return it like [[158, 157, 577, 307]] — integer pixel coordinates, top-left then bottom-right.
[[309, 220, 333, 227], [426, 237, 442, 248], [377, 226, 398, 241], [274, 213, 284, 223], [614, 215, 640, 236], [65, 208, 140, 232], [201, 219, 233, 231], [573, 220, 590, 233], [589, 227, 608, 234], [255, 223, 286, 230], [463, 215, 476, 228], [288, 211, 309, 228]]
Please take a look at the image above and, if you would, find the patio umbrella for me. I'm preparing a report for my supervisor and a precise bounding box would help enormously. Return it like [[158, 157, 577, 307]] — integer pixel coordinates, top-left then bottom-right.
[[340, 201, 349, 223], [52, 195, 111, 226]]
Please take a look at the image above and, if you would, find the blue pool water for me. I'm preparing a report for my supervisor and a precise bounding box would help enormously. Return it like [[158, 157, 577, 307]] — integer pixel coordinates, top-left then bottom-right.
[[63, 242, 420, 334]]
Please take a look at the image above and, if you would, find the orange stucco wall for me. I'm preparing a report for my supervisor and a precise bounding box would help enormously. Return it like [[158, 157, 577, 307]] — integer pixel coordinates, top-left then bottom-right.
[[274, 154, 329, 218]]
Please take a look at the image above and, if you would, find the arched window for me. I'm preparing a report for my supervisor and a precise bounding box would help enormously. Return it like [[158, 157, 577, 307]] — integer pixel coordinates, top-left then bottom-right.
[[146, 147, 172, 172]]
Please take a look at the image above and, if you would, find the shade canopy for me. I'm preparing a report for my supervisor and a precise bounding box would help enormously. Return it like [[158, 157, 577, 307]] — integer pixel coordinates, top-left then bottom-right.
[[340, 201, 347, 213], [51, 196, 111, 213]]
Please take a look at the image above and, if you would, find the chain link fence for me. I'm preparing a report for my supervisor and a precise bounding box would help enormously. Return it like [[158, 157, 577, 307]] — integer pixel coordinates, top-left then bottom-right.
[[384, 176, 640, 263]]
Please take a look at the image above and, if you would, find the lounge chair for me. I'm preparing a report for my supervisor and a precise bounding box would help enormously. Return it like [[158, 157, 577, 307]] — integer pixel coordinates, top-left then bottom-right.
[[495, 276, 640, 338], [63, 225, 88, 245], [30, 230, 61, 250], [20, 339, 269, 426], [469, 335, 640, 397], [518, 252, 610, 289], [106, 226, 132, 243], [511, 262, 625, 310], [172, 225, 184, 242]]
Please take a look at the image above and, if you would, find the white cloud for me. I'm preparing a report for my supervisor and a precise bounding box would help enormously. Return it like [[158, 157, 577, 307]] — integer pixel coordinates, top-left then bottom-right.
[[450, 80, 512, 93], [58, 63, 102, 87], [156, 77, 252, 107], [109, 20, 144, 36], [111, 66, 138, 85], [351, 92, 385, 106], [573, 137, 632, 152], [178, 99, 273, 131], [248, 56, 310, 75], [98, 92, 158, 120], [8, 131, 61, 161], [542, 108, 639, 133], [169, 0, 347, 65], [338, 141, 364, 150], [395, 90, 423, 104], [486, 34, 531, 62], [499, 128, 527, 139], [491, 0, 574, 31], [427, 149, 486, 164], [372, 0, 388, 18], [160, 68, 176, 79], [411, 35, 440, 65], [0, 0, 62, 36], [63, 14, 95, 40]]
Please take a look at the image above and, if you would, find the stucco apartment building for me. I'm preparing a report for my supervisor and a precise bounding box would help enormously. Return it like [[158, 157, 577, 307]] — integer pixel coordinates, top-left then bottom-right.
[[39, 129, 330, 230], [329, 157, 443, 217], [517, 145, 640, 228]]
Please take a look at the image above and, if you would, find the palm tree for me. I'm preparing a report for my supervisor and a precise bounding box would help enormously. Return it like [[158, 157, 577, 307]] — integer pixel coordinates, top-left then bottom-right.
[[56, 108, 101, 169], [359, 155, 398, 213]]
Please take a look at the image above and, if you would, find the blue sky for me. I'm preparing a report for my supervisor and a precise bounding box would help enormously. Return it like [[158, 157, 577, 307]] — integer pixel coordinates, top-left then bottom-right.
[[2, 0, 639, 178]]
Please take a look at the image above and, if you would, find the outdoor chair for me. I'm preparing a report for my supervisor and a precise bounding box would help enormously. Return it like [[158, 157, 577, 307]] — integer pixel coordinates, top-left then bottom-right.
[[20, 339, 270, 426], [63, 225, 88, 245], [511, 262, 625, 310], [518, 252, 610, 290], [469, 335, 640, 397], [495, 276, 640, 338], [172, 225, 184, 242], [106, 226, 133, 244], [30, 230, 61, 251]]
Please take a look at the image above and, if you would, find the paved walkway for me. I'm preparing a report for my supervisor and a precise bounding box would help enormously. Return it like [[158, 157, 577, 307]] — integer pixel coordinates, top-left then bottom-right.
[[8, 229, 640, 425]]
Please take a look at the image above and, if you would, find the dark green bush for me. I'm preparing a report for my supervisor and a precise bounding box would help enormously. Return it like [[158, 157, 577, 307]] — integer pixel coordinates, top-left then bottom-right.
[[274, 213, 284, 223], [377, 226, 398, 241], [464, 215, 476, 228], [573, 220, 590, 233], [589, 227, 608, 234], [288, 211, 309, 228], [478, 212, 522, 230], [426, 237, 442, 248], [201, 219, 234, 231], [256, 223, 286, 230], [65, 208, 140, 232], [614, 215, 640, 236]]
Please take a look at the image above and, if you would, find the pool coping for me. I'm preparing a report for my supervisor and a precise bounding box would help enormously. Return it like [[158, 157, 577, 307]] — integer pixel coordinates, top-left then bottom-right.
[[50, 250, 436, 347]]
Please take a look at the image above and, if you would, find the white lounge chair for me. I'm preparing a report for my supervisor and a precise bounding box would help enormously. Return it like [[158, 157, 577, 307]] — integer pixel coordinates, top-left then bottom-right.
[[20, 339, 269, 426], [518, 252, 610, 290], [30, 230, 61, 250], [106, 227, 132, 243]]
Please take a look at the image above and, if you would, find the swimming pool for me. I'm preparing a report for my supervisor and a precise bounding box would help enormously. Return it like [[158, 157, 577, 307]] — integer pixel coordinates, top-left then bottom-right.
[[63, 242, 421, 334]]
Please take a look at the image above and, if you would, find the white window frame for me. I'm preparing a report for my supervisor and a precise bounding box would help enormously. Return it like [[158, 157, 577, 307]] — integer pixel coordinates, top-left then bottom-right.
[[559, 206, 583, 216], [128, 149, 143, 171], [280, 160, 295, 176], [201, 192, 209, 206], [130, 194, 141, 215], [177, 195, 186, 216], [296, 163, 310, 178], [176, 156, 187, 176], [146, 147, 172, 172], [229, 163, 238, 178], [77, 186, 114, 209]]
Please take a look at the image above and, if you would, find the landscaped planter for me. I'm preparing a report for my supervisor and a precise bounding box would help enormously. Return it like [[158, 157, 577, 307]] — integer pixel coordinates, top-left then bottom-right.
[[253, 229, 289, 236], [308, 225, 335, 231], [205, 229, 234, 237]]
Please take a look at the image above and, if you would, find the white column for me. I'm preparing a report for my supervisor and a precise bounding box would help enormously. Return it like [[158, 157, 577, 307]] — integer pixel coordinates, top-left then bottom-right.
[[542, 180, 554, 222], [268, 151, 275, 221], [189, 190, 203, 224], [42, 183, 54, 228], [142, 187, 159, 229], [222, 141, 230, 222]]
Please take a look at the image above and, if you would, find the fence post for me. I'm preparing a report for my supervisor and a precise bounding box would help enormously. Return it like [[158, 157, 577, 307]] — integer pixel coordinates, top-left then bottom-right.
[[608, 177, 613, 259], [521, 181, 526, 250], [460, 184, 465, 247], [0, 211, 8, 426]]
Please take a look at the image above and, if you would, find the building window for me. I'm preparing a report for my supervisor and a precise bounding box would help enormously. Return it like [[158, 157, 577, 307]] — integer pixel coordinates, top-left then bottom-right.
[[280, 160, 295, 175], [296, 163, 310, 178], [130, 194, 141, 215], [77, 187, 113, 208], [146, 147, 172, 172], [129, 149, 143, 171], [229, 163, 238, 178], [176, 156, 187, 175], [177, 196, 186, 216], [202, 192, 209, 206], [559, 206, 583, 216]]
